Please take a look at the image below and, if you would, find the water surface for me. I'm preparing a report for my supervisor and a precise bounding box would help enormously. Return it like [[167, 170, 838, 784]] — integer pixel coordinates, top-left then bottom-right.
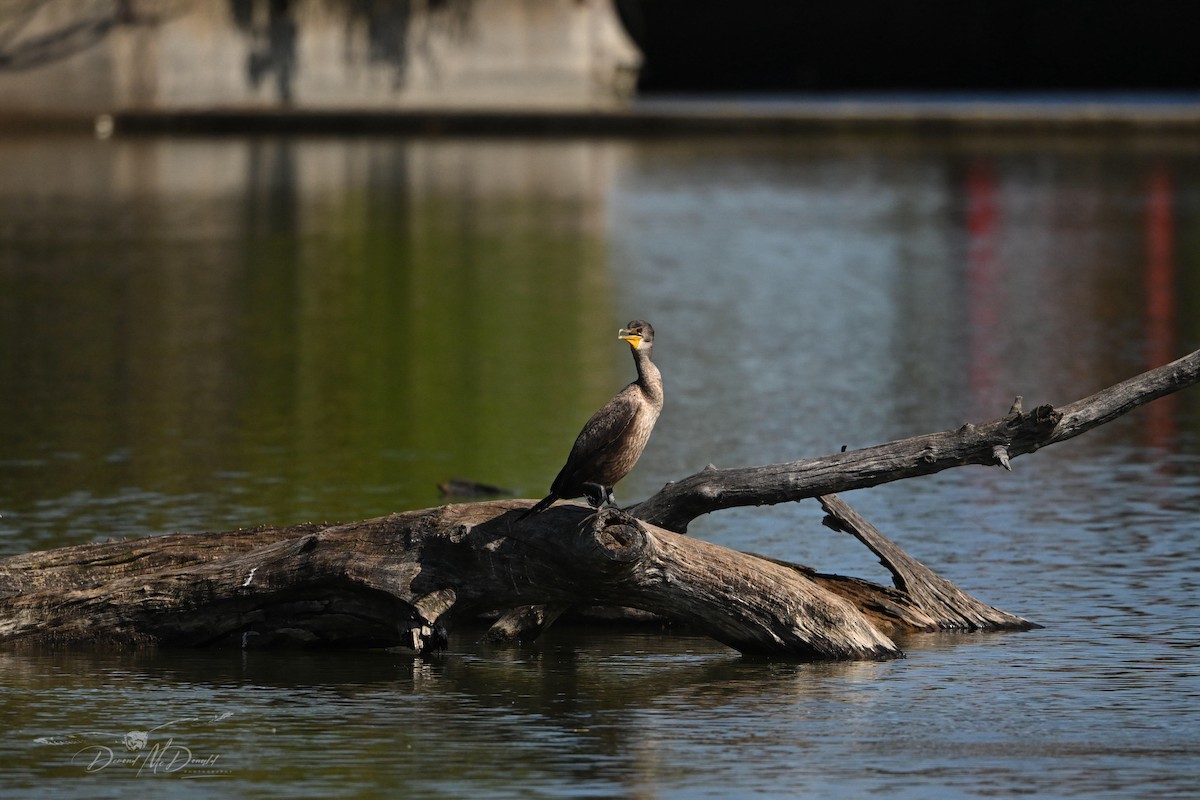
[[1, 132, 1198, 798]]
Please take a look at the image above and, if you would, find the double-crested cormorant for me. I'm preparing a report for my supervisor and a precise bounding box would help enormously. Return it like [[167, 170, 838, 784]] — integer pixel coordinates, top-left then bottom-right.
[[520, 320, 663, 519]]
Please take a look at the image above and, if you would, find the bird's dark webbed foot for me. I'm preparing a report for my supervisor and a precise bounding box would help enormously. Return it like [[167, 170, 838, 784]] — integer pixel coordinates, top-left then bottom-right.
[[578, 483, 626, 529], [582, 483, 618, 510], [577, 484, 644, 532]]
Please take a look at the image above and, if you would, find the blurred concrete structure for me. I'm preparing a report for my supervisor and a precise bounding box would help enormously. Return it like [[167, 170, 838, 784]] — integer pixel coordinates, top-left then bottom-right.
[[0, 0, 641, 116]]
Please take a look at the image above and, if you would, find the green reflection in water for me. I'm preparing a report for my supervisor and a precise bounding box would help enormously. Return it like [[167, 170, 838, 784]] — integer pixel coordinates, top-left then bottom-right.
[[0, 137, 623, 550]]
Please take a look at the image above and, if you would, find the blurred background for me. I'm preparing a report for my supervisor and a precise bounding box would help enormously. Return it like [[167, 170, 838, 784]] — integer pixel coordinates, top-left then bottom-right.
[[5, 1, 1200, 112]]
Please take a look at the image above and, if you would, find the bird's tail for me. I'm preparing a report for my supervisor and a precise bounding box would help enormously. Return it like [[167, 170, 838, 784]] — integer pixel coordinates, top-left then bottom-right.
[[517, 494, 558, 521]]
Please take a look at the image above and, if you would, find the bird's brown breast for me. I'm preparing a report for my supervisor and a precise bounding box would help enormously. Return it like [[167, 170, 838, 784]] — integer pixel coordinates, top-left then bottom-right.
[[589, 395, 660, 487]]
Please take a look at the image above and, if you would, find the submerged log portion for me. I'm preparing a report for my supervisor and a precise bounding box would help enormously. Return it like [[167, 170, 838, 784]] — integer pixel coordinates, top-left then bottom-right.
[[0, 349, 1196, 659]]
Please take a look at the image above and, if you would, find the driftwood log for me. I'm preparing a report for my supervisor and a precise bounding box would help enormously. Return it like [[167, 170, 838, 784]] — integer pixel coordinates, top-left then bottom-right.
[[1, 349, 1197, 660]]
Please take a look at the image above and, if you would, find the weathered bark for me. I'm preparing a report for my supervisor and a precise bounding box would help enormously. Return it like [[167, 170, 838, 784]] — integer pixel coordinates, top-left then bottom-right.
[[631, 348, 1200, 533], [0, 349, 1195, 659]]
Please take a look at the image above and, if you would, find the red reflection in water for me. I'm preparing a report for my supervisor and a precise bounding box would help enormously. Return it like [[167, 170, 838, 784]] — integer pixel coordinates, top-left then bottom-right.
[[1144, 164, 1177, 449], [964, 159, 1180, 450], [966, 159, 1000, 417]]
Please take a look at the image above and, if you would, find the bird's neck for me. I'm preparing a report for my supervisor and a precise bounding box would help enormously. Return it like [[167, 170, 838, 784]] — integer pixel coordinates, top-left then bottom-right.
[[632, 347, 663, 405]]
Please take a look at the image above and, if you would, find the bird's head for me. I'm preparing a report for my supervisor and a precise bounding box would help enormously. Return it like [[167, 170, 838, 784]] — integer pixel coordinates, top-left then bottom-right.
[[619, 320, 655, 351]]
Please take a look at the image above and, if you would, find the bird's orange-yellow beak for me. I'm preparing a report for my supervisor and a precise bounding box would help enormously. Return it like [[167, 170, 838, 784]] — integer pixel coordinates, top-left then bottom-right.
[[618, 328, 643, 349]]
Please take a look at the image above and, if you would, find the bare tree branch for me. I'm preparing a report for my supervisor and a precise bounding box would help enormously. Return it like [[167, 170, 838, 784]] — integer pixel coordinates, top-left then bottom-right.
[[631, 349, 1200, 533], [817, 494, 1036, 630]]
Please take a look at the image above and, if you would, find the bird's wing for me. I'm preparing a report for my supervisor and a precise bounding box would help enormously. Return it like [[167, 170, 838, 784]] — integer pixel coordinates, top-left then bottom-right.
[[551, 388, 639, 491]]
